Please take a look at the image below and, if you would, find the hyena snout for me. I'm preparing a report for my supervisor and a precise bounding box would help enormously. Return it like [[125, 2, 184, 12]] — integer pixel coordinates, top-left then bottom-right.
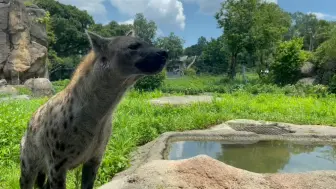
[[135, 48, 168, 75]]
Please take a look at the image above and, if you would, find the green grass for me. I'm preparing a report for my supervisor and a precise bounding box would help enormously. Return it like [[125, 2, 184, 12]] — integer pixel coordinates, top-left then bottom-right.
[[1, 88, 336, 188], [161, 74, 330, 97]]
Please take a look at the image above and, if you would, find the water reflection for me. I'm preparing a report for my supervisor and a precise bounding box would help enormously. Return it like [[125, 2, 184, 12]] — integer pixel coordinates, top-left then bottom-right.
[[168, 140, 336, 173]]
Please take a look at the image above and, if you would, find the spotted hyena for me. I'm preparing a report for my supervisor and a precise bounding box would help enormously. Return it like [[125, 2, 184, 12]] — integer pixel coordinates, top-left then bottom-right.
[[19, 30, 168, 189]]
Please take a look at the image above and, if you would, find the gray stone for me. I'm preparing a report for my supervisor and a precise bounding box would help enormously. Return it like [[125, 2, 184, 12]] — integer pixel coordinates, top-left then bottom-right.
[[0, 94, 30, 101], [0, 0, 10, 3], [150, 95, 219, 106], [0, 78, 7, 86], [0, 2, 10, 30], [300, 62, 315, 77], [0, 31, 10, 67], [0, 85, 18, 95], [27, 7, 48, 47], [24, 78, 54, 97], [297, 77, 316, 85]]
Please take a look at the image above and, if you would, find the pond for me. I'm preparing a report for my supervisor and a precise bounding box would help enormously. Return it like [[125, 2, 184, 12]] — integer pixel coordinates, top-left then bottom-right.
[[167, 140, 336, 173]]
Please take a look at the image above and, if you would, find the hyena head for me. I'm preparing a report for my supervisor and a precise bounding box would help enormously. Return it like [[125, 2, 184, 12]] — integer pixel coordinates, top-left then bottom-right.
[[86, 30, 168, 77]]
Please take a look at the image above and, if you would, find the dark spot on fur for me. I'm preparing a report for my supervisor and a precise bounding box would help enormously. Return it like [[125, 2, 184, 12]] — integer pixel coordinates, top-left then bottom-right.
[[56, 142, 60, 150], [53, 132, 57, 139], [70, 149, 76, 154], [49, 106, 53, 114], [54, 158, 67, 171], [77, 151, 80, 155], [52, 151, 56, 158], [60, 143, 65, 152], [69, 114, 74, 123], [58, 181, 64, 188], [21, 159, 26, 169], [74, 127, 78, 133], [46, 131, 49, 138], [63, 121, 68, 129]]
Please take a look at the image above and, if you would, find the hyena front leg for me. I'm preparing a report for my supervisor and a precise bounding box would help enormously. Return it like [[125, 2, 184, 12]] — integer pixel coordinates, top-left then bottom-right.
[[81, 157, 103, 189], [20, 158, 38, 189], [46, 158, 68, 189]]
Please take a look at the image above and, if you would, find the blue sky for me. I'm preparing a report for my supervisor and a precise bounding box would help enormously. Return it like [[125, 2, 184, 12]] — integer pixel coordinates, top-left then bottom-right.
[[59, 0, 336, 47]]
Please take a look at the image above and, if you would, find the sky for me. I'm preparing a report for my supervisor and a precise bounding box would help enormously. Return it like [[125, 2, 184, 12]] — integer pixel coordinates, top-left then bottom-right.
[[57, 0, 336, 47]]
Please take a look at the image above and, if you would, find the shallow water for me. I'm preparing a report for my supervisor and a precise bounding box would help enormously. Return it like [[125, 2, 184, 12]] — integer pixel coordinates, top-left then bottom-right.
[[167, 140, 336, 173]]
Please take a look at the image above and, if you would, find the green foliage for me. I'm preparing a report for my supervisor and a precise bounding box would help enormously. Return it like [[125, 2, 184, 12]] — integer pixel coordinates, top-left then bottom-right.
[[184, 36, 208, 56], [270, 38, 307, 85], [155, 32, 185, 60], [161, 75, 330, 97], [34, 0, 95, 57], [198, 37, 228, 74], [134, 71, 167, 91], [133, 13, 157, 43], [329, 74, 336, 94], [89, 21, 133, 38], [23, 0, 34, 7], [184, 68, 197, 77]]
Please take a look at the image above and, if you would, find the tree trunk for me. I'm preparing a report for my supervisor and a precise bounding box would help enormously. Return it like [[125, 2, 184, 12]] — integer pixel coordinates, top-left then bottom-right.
[[242, 64, 247, 84], [229, 54, 237, 79]]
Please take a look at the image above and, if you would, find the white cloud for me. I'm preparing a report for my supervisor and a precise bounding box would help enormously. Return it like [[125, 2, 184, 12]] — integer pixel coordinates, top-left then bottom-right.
[[110, 0, 186, 30], [118, 19, 134, 25], [310, 12, 336, 20], [56, 0, 109, 24], [182, 0, 277, 15]]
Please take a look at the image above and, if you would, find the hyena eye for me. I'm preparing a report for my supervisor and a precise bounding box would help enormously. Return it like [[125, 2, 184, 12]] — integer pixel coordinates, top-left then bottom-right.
[[128, 43, 141, 50]]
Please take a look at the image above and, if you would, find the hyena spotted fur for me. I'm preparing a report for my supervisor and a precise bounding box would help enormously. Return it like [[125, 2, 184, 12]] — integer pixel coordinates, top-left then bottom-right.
[[19, 30, 168, 189]]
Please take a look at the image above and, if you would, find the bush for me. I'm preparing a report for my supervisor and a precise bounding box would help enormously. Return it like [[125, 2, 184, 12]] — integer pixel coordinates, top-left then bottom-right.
[[133, 70, 166, 91], [184, 68, 196, 76], [270, 38, 307, 85]]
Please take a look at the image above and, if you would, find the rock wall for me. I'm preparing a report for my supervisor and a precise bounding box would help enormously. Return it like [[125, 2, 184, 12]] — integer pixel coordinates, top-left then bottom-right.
[[0, 0, 48, 85]]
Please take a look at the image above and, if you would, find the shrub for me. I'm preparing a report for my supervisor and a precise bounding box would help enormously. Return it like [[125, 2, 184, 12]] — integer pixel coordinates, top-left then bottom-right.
[[133, 70, 166, 91], [184, 68, 196, 76], [270, 38, 307, 85]]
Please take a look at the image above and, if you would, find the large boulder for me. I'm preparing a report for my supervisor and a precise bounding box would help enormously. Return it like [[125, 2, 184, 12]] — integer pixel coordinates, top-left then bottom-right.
[[0, 0, 49, 85], [300, 62, 315, 77], [100, 155, 336, 189], [24, 78, 54, 97]]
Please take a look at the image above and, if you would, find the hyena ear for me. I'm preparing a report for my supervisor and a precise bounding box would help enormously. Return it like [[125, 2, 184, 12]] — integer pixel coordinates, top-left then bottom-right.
[[85, 30, 109, 53], [125, 29, 136, 37]]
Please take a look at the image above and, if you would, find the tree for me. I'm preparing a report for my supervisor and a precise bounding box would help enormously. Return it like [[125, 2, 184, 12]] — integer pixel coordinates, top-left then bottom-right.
[[155, 32, 185, 61], [34, 0, 95, 57], [197, 36, 228, 74], [184, 36, 208, 56], [286, 12, 334, 51], [89, 21, 133, 37], [215, 0, 259, 79], [270, 38, 307, 85], [133, 13, 157, 44], [252, 2, 291, 72]]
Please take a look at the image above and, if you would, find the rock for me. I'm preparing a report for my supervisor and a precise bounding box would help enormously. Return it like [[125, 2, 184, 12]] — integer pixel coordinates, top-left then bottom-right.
[[300, 62, 315, 77], [297, 77, 316, 85], [24, 78, 54, 97], [150, 95, 218, 106], [100, 155, 336, 189], [0, 78, 7, 86], [0, 94, 30, 101], [26, 7, 48, 47], [0, 85, 18, 95], [0, 0, 49, 84]]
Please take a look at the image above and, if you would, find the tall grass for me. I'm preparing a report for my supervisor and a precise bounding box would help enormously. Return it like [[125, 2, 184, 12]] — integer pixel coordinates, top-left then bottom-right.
[[1, 89, 336, 188]]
